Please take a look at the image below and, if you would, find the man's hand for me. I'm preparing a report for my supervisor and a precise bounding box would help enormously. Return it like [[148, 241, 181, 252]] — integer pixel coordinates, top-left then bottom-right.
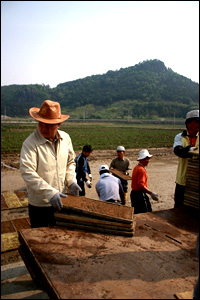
[[86, 180, 92, 188], [49, 192, 67, 210], [189, 146, 198, 151], [151, 192, 158, 201], [68, 182, 82, 195], [88, 174, 92, 181]]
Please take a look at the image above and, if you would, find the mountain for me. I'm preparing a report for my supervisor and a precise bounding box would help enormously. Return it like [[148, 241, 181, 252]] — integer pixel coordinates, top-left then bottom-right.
[[1, 59, 199, 119]]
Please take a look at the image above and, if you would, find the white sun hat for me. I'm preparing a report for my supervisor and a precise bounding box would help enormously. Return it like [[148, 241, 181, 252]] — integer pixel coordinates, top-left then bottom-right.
[[137, 149, 153, 161]]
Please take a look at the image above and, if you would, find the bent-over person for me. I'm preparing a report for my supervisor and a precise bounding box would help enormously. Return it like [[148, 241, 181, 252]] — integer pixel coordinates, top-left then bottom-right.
[[95, 165, 125, 204]]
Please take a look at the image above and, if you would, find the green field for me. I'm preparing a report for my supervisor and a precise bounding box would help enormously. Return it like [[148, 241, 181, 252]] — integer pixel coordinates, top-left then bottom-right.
[[1, 122, 184, 154]]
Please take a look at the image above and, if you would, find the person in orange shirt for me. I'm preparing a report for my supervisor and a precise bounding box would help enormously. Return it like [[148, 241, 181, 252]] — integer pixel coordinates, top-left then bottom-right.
[[130, 149, 158, 214]]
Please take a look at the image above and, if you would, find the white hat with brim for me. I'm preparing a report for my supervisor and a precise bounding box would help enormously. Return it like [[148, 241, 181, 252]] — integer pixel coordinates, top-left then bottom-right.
[[137, 149, 153, 161]]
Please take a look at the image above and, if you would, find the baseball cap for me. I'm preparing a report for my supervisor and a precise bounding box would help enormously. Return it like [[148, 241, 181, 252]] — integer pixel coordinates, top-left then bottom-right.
[[99, 165, 109, 172], [186, 110, 199, 121], [117, 146, 125, 152]]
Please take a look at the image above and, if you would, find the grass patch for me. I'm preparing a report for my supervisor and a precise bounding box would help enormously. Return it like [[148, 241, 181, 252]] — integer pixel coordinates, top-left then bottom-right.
[[1, 122, 184, 154]]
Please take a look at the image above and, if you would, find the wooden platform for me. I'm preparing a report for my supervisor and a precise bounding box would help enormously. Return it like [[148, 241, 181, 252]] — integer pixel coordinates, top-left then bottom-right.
[[56, 195, 135, 237], [1, 191, 30, 257], [184, 154, 199, 209], [174, 290, 193, 299], [1, 191, 28, 210], [109, 168, 132, 180], [18, 207, 199, 299]]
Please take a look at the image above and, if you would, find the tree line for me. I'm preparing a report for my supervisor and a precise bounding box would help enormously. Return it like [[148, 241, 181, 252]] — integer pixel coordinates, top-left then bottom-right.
[[1, 59, 199, 119]]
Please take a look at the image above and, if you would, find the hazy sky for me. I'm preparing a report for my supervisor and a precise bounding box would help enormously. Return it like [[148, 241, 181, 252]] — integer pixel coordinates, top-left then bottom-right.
[[1, 1, 199, 88]]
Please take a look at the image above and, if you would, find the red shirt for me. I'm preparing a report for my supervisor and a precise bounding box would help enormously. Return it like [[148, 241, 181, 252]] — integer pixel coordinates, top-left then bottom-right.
[[189, 135, 197, 147], [131, 163, 148, 191]]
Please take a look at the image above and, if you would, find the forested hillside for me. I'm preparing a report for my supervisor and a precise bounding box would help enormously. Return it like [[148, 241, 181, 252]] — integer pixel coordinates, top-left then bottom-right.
[[1, 59, 199, 119]]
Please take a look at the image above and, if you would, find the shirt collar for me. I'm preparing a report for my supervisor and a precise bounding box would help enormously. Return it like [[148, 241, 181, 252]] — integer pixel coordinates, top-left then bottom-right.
[[36, 128, 62, 144], [185, 130, 199, 138], [138, 162, 146, 169], [100, 173, 110, 179]]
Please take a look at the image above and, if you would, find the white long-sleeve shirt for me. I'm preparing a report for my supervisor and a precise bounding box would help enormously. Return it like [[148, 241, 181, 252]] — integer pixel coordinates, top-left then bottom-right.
[[95, 173, 124, 202], [20, 127, 77, 207]]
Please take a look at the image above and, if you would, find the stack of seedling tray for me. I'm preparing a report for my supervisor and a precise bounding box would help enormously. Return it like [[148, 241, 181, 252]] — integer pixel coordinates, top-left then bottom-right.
[[184, 152, 199, 209], [55, 195, 135, 237]]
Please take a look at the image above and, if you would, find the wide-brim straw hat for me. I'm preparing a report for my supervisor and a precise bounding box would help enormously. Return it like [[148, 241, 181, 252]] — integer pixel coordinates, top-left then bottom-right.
[[29, 100, 69, 124], [137, 149, 153, 161]]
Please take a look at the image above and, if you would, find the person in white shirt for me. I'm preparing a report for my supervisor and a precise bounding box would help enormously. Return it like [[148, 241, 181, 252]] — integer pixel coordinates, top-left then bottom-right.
[[95, 165, 124, 204], [20, 100, 82, 228]]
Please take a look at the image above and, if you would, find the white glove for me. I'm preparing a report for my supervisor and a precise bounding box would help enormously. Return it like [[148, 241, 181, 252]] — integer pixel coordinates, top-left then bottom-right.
[[88, 174, 92, 181], [49, 192, 67, 210], [151, 192, 158, 201], [190, 146, 197, 151], [68, 182, 82, 195], [86, 180, 92, 188]]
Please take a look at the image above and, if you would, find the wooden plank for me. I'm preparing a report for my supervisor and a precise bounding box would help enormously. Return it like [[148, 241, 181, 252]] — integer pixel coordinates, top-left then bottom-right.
[[18, 243, 61, 299], [56, 221, 134, 237], [184, 157, 199, 208], [55, 213, 133, 229], [61, 195, 134, 223], [188, 151, 199, 157], [184, 191, 199, 199], [14, 191, 27, 199], [2, 191, 23, 209], [55, 201, 135, 235], [185, 181, 199, 189], [11, 218, 30, 231], [1, 194, 9, 210], [14, 191, 29, 207], [1, 232, 20, 252], [174, 290, 193, 299], [183, 199, 199, 209], [109, 168, 132, 180], [1, 221, 16, 234], [19, 197, 29, 207]]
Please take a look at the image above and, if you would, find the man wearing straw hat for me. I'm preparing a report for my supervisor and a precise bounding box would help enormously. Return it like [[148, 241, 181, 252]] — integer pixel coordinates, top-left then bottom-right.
[[20, 100, 82, 228]]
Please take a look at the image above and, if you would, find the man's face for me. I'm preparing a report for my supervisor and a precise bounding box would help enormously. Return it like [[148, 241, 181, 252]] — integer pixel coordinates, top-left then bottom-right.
[[83, 151, 92, 158], [117, 151, 125, 160], [187, 120, 199, 137], [38, 122, 61, 140], [140, 157, 151, 167]]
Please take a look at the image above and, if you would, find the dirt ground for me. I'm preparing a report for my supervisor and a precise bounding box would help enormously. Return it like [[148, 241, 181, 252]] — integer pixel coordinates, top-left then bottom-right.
[[2, 149, 199, 299], [1, 147, 178, 211]]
